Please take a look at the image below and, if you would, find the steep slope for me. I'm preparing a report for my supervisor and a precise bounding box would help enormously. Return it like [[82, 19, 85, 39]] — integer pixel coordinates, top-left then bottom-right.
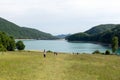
[[97, 25, 120, 45], [0, 17, 56, 39], [20, 27, 56, 39]]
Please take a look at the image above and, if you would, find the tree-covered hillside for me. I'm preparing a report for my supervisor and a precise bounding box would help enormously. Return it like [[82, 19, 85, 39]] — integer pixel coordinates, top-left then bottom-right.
[[66, 33, 90, 41], [85, 24, 116, 35], [66, 24, 120, 45], [0, 17, 57, 39]]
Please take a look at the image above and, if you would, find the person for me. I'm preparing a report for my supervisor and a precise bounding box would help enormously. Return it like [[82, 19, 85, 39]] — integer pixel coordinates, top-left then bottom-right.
[[43, 49, 46, 58], [54, 52, 58, 56], [77, 53, 79, 55]]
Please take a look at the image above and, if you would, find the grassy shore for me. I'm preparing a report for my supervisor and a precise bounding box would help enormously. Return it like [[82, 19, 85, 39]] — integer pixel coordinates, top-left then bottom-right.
[[0, 51, 120, 80]]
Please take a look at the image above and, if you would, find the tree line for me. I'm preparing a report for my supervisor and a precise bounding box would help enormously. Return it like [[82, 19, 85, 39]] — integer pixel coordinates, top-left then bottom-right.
[[0, 32, 25, 52], [93, 36, 119, 55]]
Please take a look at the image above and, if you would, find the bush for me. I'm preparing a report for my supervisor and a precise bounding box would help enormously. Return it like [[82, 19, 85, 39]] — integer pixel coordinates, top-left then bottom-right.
[[92, 50, 101, 54], [7, 36, 16, 51], [16, 41, 25, 50], [47, 50, 53, 53], [0, 32, 16, 51], [0, 44, 6, 52], [105, 50, 111, 55]]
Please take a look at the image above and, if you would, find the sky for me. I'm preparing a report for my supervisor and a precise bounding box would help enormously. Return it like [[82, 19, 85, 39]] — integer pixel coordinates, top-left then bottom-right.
[[0, 0, 120, 35]]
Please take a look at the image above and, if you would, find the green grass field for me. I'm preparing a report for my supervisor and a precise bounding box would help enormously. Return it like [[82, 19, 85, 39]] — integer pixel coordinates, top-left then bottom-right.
[[0, 51, 120, 80]]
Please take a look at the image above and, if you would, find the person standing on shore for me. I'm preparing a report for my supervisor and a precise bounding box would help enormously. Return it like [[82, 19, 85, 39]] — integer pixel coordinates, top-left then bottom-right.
[[43, 49, 46, 58]]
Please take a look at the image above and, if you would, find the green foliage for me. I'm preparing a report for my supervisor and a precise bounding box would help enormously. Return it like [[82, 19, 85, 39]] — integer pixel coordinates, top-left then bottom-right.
[[92, 50, 101, 54], [0, 44, 6, 52], [105, 50, 111, 55], [16, 41, 25, 50], [112, 36, 119, 54], [112, 25, 120, 45], [0, 32, 16, 51], [66, 33, 90, 41], [47, 50, 53, 53], [7, 36, 16, 51], [0, 17, 57, 39], [85, 24, 116, 35]]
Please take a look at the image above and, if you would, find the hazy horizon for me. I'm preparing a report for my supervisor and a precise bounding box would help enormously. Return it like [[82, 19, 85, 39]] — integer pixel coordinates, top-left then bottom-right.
[[1, 0, 120, 35]]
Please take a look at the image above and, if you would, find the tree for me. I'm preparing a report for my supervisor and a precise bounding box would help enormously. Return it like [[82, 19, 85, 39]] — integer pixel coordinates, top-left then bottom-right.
[[7, 36, 16, 51], [16, 41, 25, 50], [112, 36, 119, 54], [0, 44, 6, 54], [0, 32, 16, 51], [105, 50, 111, 55], [92, 50, 101, 54], [0, 32, 9, 49]]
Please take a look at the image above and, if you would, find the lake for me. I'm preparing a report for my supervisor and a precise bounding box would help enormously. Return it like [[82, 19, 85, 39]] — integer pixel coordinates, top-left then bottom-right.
[[22, 40, 119, 54]]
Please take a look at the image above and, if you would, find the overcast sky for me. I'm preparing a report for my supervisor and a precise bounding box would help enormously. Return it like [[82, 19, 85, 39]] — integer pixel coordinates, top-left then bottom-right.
[[0, 0, 120, 35]]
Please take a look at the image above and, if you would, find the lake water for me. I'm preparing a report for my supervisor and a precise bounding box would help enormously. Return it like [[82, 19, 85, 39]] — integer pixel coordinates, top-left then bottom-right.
[[22, 40, 119, 54]]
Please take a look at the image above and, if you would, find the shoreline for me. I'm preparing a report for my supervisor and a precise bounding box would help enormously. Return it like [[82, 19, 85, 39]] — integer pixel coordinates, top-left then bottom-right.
[[15, 39, 36, 41], [68, 41, 111, 47]]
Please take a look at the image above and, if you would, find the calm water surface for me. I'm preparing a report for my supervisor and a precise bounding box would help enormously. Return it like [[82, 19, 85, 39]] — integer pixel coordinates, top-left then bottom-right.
[[22, 40, 119, 54]]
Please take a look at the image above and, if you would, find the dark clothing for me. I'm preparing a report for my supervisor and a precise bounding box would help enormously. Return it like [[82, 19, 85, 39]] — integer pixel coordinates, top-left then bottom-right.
[[43, 49, 46, 58], [44, 54, 46, 58]]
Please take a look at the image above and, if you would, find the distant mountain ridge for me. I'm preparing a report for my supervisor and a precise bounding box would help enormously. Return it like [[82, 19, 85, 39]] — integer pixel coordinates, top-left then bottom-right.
[[56, 34, 71, 39], [0, 17, 57, 39]]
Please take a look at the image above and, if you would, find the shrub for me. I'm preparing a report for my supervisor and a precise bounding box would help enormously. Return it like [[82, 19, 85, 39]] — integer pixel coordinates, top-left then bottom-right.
[[16, 41, 25, 50], [0, 44, 6, 52], [47, 50, 53, 53], [7, 36, 16, 51], [92, 50, 101, 54], [105, 50, 111, 55], [0, 32, 16, 51], [112, 36, 118, 54]]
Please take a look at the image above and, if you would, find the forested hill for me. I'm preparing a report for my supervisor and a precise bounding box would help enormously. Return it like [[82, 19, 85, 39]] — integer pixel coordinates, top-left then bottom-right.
[[85, 24, 116, 35], [66, 24, 120, 45], [0, 17, 57, 39]]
